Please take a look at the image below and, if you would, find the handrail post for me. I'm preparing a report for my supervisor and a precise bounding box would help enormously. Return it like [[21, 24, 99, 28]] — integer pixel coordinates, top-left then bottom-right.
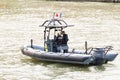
[[85, 41, 87, 54], [31, 39, 33, 48]]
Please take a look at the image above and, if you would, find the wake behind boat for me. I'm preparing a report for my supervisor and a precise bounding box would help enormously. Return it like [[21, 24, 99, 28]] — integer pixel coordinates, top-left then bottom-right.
[[21, 13, 118, 65]]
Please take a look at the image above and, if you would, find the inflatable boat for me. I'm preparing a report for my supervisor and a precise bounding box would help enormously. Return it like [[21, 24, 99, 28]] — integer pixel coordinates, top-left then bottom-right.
[[21, 14, 118, 65]]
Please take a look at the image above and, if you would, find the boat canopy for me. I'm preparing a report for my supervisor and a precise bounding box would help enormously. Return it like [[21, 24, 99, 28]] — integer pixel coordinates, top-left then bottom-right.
[[40, 19, 74, 29]]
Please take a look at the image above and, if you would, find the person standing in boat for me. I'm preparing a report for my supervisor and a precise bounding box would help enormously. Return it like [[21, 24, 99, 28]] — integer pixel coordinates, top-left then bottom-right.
[[55, 33, 63, 52], [61, 31, 69, 53], [61, 31, 69, 45], [56, 33, 63, 46]]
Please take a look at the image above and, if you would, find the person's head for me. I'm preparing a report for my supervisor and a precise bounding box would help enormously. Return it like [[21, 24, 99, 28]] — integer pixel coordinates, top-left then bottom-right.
[[61, 31, 65, 35]]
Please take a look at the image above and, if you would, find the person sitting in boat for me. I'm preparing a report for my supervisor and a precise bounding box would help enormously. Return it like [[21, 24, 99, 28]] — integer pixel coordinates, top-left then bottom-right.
[[61, 31, 69, 53]]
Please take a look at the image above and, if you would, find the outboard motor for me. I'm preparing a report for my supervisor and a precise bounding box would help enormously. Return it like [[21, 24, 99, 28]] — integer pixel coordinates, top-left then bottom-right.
[[92, 48, 105, 65]]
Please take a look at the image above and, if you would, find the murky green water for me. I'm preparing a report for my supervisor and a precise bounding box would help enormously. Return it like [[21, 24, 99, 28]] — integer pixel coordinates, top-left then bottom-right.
[[0, 0, 120, 80]]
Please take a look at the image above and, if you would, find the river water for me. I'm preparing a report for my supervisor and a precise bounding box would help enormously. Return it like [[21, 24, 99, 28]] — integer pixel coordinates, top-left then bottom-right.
[[0, 0, 120, 80]]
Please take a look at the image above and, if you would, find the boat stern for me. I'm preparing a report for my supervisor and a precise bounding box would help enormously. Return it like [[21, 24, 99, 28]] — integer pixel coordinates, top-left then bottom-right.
[[105, 52, 118, 61]]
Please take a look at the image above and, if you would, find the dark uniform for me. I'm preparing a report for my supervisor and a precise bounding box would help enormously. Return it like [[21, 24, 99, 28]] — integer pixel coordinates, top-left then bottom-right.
[[61, 31, 69, 53], [62, 34, 68, 45], [56, 34, 62, 46], [55, 34, 63, 52]]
